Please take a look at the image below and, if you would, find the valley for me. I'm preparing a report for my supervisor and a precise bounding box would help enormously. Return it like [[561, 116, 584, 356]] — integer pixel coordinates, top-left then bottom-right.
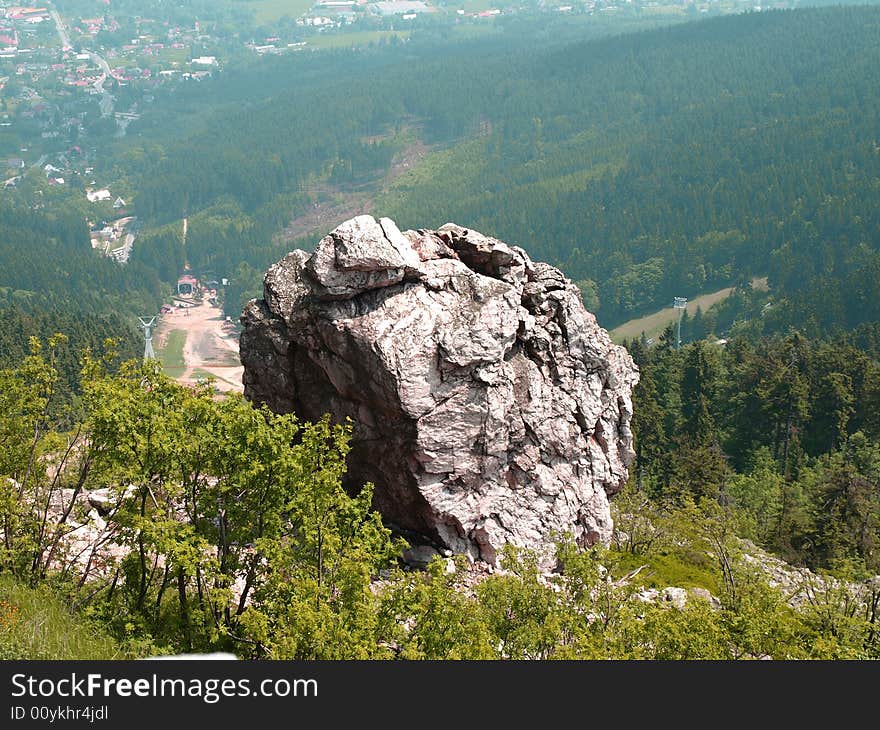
[[1, 4, 879, 667]]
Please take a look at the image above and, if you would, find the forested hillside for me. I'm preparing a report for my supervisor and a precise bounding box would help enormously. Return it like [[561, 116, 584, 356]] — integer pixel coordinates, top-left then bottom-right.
[[628, 326, 880, 573], [1, 351, 877, 659], [5, 7, 878, 351], [116, 6, 880, 334], [0, 186, 150, 389]]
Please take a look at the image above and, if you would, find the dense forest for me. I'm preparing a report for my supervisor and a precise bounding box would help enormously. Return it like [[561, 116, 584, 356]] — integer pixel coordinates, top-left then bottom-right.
[[110, 6, 880, 336], [5, 7, 880, 353], [0, 187, 149, 386], [628, 326, 880, 573]]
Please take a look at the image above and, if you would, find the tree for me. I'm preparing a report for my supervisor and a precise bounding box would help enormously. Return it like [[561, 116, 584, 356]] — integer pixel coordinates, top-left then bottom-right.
[[680, 341, 718, 445], [377, 557, 495, 659], [237, 417, 401, 659], [629, 354, 667, 492], [802, 433, 880, 575], [0, 336, 66, 581], [474, 546, 563, 660], [574, 278, 600, 313]]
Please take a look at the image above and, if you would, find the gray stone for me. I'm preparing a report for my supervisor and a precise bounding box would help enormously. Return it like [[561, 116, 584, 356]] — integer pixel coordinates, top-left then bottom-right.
[[240, 216, 639, 565], [688, 586, 722, 609], [661, 586, 688, 609], [402, 544, 441, 568]]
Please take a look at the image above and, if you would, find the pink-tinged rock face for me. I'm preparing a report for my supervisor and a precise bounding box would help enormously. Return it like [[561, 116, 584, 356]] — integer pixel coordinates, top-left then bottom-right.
[[240, 215, 639, 565]]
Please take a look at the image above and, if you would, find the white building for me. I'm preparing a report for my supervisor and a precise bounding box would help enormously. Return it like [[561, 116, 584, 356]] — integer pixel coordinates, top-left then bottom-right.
[[86, 189, 112, 202]]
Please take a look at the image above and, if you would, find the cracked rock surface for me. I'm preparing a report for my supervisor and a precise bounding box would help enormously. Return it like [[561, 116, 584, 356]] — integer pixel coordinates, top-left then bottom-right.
[[240, 215, 639, 563]]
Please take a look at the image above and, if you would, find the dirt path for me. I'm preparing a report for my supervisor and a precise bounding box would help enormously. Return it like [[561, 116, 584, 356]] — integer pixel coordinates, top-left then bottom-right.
[[156, 299, 243, 393]]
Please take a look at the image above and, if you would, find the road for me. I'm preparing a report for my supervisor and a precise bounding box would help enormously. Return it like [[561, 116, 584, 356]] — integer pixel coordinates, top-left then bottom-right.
[[88, 52, 115, 117], [49, 4, 115, 117], [109, 232, 135, 263], [48, 6, 73, 52]]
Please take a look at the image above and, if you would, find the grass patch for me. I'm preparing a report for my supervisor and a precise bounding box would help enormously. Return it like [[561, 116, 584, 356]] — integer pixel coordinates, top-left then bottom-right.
[[192, 368, 238, 386], [157, 328, 186, 379], [213, 349, 242, 367], [245, 0, 317, 23], [608, 277, 767, 344], [610, 548, 721, 594], [0, 575, 124, 659]]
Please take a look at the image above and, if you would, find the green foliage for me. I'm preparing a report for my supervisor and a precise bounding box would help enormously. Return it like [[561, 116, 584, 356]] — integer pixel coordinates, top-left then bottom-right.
[[725, 448, 785, 544], [0, 574, 125, 660], [476, 546, 564, 660], [377, 557, 496, 659], [801, 433, 880, 575], [87, 6, 880, 341], [0, 307, 140, 402], [238, 418, 402, 659], [0, 344, 405, 657], [2, 323, 879, 660], [630, 327, 880, 577]]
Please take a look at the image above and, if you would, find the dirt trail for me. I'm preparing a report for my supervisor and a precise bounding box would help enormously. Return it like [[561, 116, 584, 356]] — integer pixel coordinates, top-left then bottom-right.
[[157, 299, 243, 393]]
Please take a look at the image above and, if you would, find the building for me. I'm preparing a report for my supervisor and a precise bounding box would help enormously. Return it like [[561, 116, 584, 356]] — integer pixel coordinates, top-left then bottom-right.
[[177, 274, 198, 296], [86, 188, 111, 202], [371, 0, 430, 15]]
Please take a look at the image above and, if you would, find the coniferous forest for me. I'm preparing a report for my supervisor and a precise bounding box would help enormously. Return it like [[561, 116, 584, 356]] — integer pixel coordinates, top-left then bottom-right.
[[1, 5, 880, 660]]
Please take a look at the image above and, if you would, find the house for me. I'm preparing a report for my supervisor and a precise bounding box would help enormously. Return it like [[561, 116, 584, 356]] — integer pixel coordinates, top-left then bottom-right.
[[5, 8, 49, 22], [86, 188, 111, 202], [176, 274, 198, 296], [113, 196, 126, 208], [371, 0, 430, 15]]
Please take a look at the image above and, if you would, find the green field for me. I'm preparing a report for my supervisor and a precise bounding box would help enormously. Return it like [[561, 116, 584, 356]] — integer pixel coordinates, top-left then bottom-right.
[[610, 286, 735, 344], [610, 547, 720, 594], [609, 277, 767, 344], [241, 0, 316, 23], [157, 328, 187, 378]]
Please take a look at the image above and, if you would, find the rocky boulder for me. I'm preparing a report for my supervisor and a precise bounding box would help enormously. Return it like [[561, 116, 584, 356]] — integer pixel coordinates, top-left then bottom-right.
[[240, 215, 638, 564]]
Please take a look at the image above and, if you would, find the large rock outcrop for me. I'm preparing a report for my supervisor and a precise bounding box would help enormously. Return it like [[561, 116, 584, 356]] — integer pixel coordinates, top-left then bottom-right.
[[240, 215, 638, 563]]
